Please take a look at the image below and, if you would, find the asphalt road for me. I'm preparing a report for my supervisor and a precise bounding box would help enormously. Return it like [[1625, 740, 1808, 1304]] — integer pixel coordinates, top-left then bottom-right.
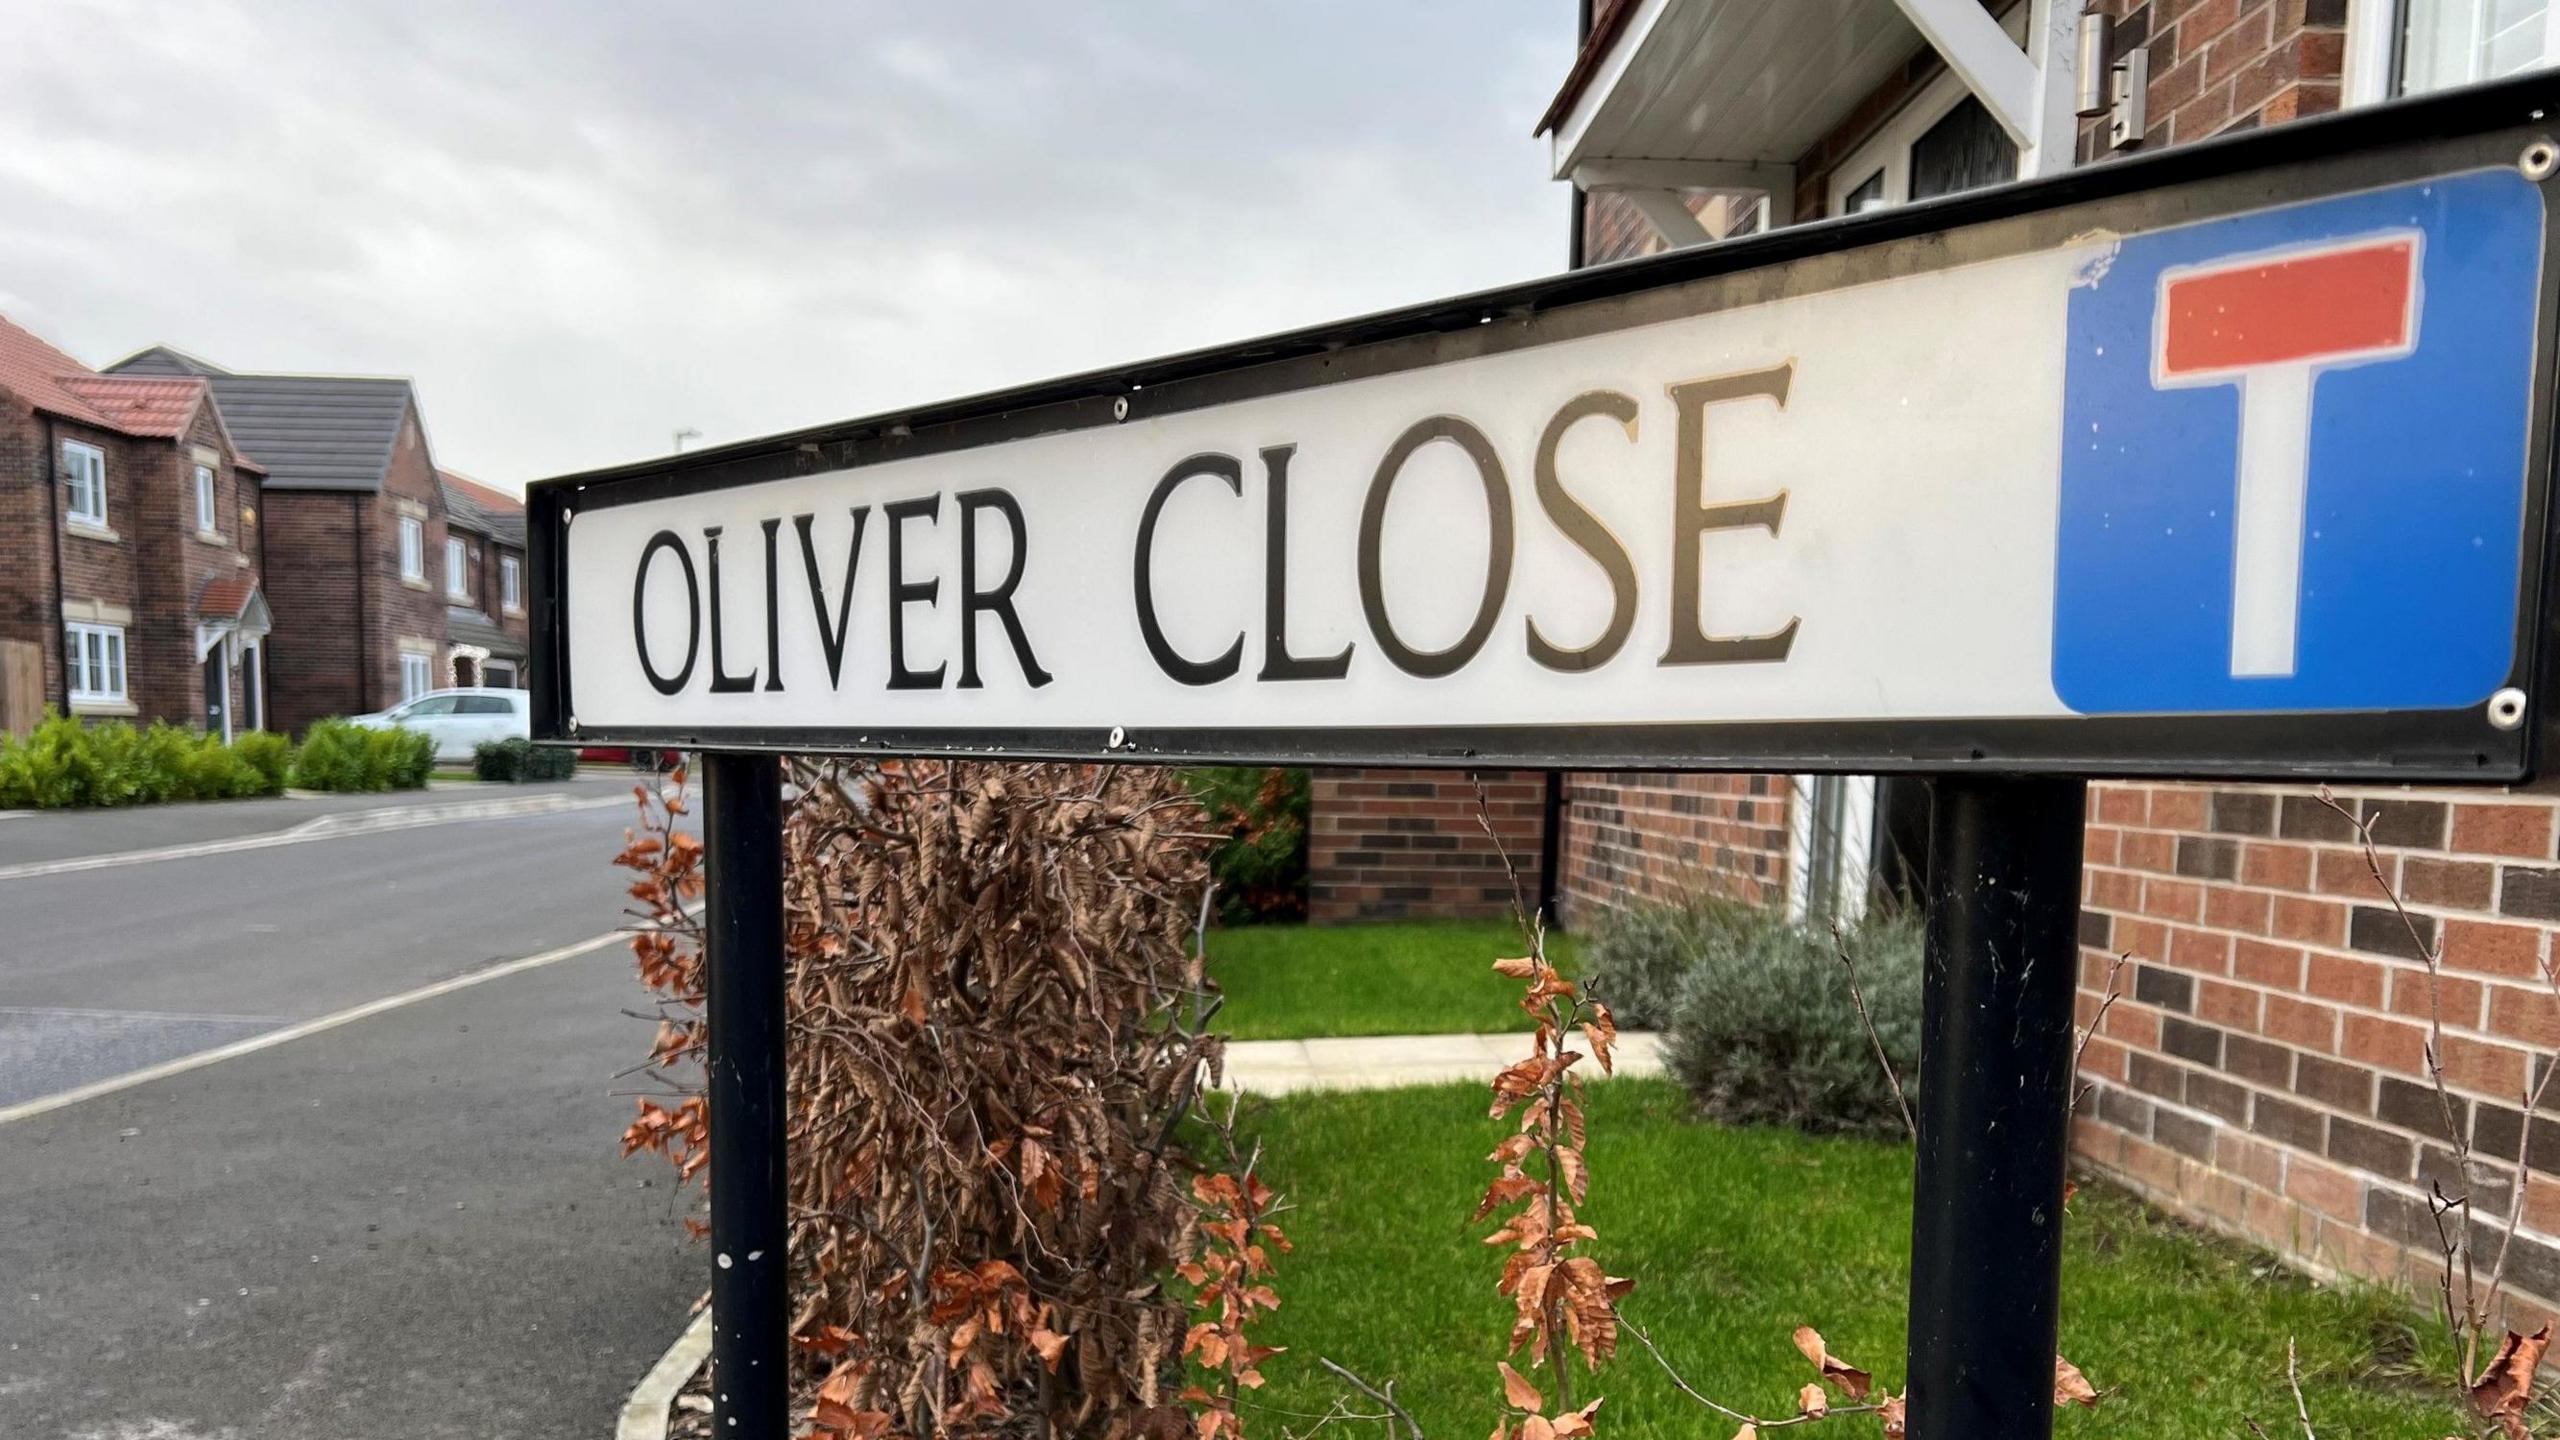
[[0, 791, 702, 1439]]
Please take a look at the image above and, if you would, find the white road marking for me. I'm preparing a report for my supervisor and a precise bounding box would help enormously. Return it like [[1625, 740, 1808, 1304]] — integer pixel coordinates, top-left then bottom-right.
[[0, 792, 632, 884], [0, 927, 635, 1126]]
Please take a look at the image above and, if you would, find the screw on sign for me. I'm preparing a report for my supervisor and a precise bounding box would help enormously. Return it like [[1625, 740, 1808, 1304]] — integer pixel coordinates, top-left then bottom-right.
[[2151, 233, 2420, 679]]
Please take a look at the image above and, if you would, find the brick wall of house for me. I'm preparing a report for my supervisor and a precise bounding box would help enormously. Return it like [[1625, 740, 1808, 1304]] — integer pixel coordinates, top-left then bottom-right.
[[0, 398, 61, 707], [1307, 770, 1545, 923], [1557, 773, 1792, 921], [371, 405, 449, 706], [261, 491, 367, 734], [2073, 780, 2560, 1316]]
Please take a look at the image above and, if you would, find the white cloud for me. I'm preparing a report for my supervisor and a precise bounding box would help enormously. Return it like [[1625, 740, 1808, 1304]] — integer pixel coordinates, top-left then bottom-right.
[[0, 0, 1573, 491]]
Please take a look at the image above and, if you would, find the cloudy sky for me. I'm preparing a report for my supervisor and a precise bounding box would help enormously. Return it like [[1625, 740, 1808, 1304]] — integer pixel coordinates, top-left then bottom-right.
[[0, 2, 1572, 491]]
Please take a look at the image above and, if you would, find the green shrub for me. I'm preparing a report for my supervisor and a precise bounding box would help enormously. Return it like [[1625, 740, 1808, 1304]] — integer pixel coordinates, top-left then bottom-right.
[[1581, 893, 1757, 1029], [472, 736, 578, 782], [1182, 767, 1311, 924], [1663, 907, 1924, 1137], [0, 714, 294, 808], [232, 731, 292, 795], [291, 719, 434, 793], [373, 725, 436, 790]]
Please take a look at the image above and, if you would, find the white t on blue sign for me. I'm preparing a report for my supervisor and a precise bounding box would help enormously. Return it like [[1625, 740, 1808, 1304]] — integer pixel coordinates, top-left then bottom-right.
[[2053, 171, 2545, 715]]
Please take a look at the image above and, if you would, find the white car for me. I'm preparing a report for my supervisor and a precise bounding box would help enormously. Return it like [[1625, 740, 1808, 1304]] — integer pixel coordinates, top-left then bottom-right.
[[350, 687, 532, 762]]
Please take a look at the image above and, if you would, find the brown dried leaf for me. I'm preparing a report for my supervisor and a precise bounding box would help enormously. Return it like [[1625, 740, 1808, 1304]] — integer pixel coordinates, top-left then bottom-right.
[[1791, 1326, 1873, 1399], [1877, 1393, 1907, 1439], [1797, 1382, 1827, 1418], [1493, 956, 1539, 979], [2471, 1324, 2551, 1439], [2053, 1354, 2097, 1410], [1499, 1360, 1544, 1413]]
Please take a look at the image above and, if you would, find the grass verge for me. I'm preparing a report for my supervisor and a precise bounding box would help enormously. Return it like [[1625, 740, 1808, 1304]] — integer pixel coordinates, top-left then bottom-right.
[[1208, 921, 1578, 1041], [1231, 1078, 2461, 1438]]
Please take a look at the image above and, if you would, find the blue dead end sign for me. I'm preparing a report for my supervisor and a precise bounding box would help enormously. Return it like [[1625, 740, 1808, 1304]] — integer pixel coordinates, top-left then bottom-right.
[[2052, 170, 2545, 715]]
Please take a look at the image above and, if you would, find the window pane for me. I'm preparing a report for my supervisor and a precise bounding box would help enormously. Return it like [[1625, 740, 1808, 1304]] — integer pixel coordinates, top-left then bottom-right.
[[2403, 0, 2557, 94], [105, 633, 123, 695], [1909, 95, 2018, 202], [1844, 170, 1887, 214]]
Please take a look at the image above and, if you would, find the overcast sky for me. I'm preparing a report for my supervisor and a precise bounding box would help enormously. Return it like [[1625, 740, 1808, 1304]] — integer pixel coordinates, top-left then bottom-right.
[[0, 2, 1572, 491]]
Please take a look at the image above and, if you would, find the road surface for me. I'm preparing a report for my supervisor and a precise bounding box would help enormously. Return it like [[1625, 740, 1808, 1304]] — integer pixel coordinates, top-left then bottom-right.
[[0, 783, 703, 1439]]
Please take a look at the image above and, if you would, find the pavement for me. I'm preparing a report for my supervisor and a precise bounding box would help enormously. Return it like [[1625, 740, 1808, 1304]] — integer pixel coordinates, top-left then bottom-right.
[[0, 788, 699, 1440], [0, 772, 644, 869], [1221, 1030, 1666, 1094]]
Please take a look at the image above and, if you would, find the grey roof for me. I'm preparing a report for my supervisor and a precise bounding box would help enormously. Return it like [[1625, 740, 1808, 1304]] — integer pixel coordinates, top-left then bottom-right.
[[446, 606, 527, 659], [107, 349, 416, 493], [439, 475, 527, 547]]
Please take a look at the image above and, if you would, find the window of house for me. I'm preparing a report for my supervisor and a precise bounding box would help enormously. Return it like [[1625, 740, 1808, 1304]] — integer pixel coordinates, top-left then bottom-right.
[[62, 441, 107, 528], [400, 650, 434, 701], [501, 554, 522, 613], [400, 515, 424, 581], [447, 536, 469, 599], [2398, 0, 2560, 95], [1826, 6, 2026, 215], [65, 622, 126, 704], [194, 464, 218, 534]]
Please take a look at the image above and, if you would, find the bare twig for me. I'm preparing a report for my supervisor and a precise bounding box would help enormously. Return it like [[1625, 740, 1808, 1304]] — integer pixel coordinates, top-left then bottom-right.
[[1620, 1315, 1878, 1432], [1832, 921, 1916, 1143], [1316, 1359, 1425, 1440], [2285, 1337, 2316, 1440], [2072, 951, 2130, 1111]]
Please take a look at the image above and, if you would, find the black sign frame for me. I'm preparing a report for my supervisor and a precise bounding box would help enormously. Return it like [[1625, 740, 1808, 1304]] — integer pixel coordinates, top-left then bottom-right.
[[530, 74, 2560, 785]]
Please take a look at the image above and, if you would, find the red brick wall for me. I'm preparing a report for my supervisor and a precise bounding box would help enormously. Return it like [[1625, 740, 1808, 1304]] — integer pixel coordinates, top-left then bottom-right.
[[1307, 769, 1545, 923], [2075, 781, 2560, 1314], [0, 397, 61, 706], [261, 491, 368, 734], [372, 406, 450, 702], [1559, 773, 1790, 921], [2092, 0, 2346, 156]]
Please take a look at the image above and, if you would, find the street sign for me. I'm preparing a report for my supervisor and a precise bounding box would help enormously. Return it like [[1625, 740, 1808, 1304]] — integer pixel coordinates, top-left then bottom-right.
[[531, 88, 2560, 780]]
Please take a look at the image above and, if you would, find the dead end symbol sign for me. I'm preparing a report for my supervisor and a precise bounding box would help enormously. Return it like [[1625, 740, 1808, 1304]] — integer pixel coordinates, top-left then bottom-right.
[[2052, 171, 2540, 715]]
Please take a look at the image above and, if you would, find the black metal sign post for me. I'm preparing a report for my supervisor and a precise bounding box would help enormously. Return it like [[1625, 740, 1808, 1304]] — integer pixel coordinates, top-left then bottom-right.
[[1908, 778, 2088, 1440], [528, 77, 2560, 1440], [703, 752, 787, 1436]]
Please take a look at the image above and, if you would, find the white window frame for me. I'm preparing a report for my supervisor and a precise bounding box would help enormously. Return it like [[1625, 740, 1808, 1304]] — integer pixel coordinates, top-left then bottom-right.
[[62, 440, 107, 529], [500, 554, 522, 614], [2346, 0, 2560, 105], [446, 535, 470, 599], [399, 650, 435, 702], [65, 621, 127, 705], [1785, 775, 1878, 927], [399, 515, 425, 581], [1827, 5, 2030, 216], [194, 464, 218, 535]]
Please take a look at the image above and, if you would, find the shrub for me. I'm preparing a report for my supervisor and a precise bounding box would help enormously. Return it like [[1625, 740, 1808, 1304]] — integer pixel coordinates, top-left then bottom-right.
[[473, 736, 578, 782], [1182, 766, 1310, 923], [1580, 893, 1757, 1029], [290, 719, 435, 793], [232, 731, 292, 795], [1664, 906, 1925, 1137], [0, 714, 294, 808]]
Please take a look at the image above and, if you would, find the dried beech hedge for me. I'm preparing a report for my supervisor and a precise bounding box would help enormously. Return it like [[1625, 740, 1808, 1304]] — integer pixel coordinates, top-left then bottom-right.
[[620, 759, 1222, 1440]]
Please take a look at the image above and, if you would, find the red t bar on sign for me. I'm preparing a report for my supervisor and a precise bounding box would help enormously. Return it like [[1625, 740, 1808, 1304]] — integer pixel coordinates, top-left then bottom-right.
[[2152, 233, 2421, 679]]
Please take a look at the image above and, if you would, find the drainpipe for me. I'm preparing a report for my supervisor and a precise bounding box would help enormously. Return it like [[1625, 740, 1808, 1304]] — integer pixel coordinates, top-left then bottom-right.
[[41, 414, 70, 712], [1567, 0, 1592, 272], [1537, 0, 1597, 926]]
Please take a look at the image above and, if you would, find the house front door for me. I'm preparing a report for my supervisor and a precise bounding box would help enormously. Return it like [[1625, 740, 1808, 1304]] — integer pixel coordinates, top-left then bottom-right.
[[203, 647, 230, 743]]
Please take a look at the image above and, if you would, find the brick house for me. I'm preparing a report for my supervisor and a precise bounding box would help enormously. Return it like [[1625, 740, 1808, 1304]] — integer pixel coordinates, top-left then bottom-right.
[[0, 314, 271, 736], [436, 470, 530, 690], [1308, 0, 2560, 1316], [110, 347, 454, 734]]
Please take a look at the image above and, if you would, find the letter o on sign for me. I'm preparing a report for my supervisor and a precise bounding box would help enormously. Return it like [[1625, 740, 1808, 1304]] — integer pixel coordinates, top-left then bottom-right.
[[1358, 416, 1515, 678], [633, 529, 701, 695]]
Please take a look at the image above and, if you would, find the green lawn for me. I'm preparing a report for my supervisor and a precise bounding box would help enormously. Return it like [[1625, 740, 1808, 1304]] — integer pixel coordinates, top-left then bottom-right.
[[1229, 1079, 2462, 1439], [1208, 921, 1580, 1041]]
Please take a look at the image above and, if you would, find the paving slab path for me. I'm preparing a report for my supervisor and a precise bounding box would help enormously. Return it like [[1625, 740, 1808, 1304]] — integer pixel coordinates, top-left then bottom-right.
[[1221, 1030, 1666, 1094]]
